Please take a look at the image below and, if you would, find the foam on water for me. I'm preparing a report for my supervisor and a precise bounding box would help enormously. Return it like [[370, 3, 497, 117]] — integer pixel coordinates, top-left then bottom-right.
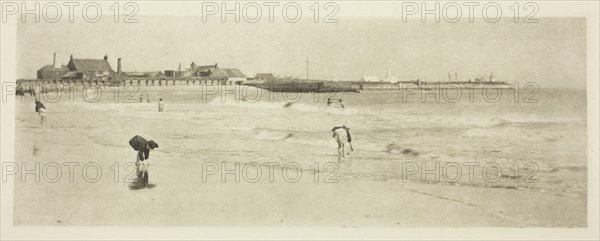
[[207, 95, 361, 116], [253, 129, 294, 141], [18, 88, 588, 198]]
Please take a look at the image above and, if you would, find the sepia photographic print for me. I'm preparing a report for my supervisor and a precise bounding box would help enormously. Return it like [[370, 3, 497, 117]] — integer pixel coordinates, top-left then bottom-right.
[[0, 1, 599, 240]]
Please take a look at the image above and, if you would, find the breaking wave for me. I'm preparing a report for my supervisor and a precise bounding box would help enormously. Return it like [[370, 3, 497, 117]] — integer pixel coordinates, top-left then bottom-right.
[[253, 129, 294, 141], [208, 97, 360, 115]]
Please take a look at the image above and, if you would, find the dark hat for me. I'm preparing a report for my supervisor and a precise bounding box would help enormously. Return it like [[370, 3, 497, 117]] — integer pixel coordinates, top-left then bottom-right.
[[148, 140, 159, 149]]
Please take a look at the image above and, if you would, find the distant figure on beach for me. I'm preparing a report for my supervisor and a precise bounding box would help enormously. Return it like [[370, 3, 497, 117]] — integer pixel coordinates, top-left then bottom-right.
[[146, 93, 150, 103], [35, 101, 47, 125], [38, 107, 47, 125], [128, 135, 159, 187], [139, 94, 143, 103], [158, 98, 164, 112], [332, 120, 353, 161], [35, 100, 45, 113]]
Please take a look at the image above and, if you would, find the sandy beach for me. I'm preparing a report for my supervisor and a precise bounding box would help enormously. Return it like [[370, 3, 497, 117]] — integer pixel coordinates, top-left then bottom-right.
[[13, 85, 587, 227]]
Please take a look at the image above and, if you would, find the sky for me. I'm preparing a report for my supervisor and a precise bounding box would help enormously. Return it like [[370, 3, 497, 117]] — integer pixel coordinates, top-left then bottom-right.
[[17, 16, 586, 88]]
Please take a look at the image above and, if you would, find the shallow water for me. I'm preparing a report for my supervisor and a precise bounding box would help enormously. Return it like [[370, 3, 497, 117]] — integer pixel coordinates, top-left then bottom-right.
[[17, 85, 587, 200]]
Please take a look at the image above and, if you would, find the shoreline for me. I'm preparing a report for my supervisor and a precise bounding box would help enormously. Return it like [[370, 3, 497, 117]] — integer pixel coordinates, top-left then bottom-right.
[[12, 95, 587, 227], [16, 79, 514, 95]]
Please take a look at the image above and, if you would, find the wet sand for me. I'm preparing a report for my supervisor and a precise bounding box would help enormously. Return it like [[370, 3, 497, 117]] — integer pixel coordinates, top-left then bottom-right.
[[13, 87, 587, 227]]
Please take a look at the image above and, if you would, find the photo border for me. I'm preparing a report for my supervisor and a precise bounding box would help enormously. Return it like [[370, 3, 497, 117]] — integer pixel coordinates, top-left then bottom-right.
[[1, 0, 598, 239]]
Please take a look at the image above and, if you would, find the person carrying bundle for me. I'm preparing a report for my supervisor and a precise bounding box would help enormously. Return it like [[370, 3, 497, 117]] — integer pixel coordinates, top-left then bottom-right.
[[331, 120, 354, 161]]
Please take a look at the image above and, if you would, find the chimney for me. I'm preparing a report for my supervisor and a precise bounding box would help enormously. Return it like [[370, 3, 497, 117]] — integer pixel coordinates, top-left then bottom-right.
[[215, 63, 218, 68], [70, 54, 73, 61], [53, 52, 57, 68], [104, 54, 108, 61], [117, 58, 122, 74]]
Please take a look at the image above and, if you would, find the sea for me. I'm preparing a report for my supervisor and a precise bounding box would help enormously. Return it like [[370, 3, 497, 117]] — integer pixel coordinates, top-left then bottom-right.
[[16, 84, 588, 199]]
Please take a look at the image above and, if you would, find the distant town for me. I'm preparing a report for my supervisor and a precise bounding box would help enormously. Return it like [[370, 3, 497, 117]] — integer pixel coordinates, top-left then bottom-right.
[[33, 53, 253, 85], [19, 53, 509, 93]]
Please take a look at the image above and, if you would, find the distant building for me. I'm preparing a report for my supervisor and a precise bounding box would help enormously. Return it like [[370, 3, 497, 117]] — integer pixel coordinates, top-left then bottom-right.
[[191, 63, 228, 78], [124, 71, 165, 78], [175, 62, 225, 79], [360, 76, 380, 82], [255, 73, 275, 81], [37, 65, 69, 79], [37, 53, 69, 79], [222, 68, 247, 84], [174, 62, 247, 84], [62, 54, 116, 81], [383, 68, 399, 83], [164, 70, 183, 78]]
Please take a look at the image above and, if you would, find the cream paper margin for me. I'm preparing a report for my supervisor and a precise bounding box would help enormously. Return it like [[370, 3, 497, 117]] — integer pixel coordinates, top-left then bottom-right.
[[1, 1, 598, 239]]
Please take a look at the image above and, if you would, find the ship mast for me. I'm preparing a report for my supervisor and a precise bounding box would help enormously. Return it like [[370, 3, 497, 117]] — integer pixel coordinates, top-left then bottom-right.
[[306, 56, 309, 80]]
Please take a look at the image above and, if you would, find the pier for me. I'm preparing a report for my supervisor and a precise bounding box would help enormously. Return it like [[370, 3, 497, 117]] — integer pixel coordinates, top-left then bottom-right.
[[15, 77, 233, 95]]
